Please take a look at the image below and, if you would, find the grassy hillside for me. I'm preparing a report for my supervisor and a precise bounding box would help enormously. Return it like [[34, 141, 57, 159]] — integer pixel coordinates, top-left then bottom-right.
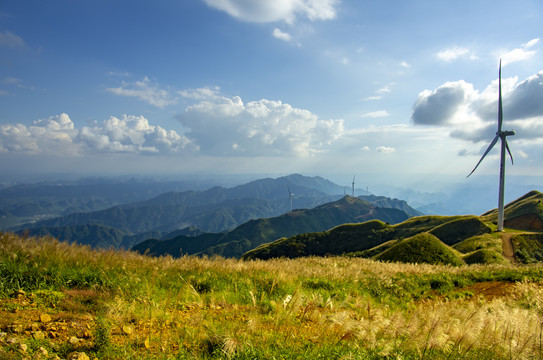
[[134, 196, 411, 259], [243, 215, 493, 262], [481, 190, 543, 231], [2, 233, 543, 359], [243, 192, 543, 265], [375, 233, 465, 266]]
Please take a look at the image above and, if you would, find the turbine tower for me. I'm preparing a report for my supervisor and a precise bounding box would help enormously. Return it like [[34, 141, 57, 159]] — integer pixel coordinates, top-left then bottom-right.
[[467, 60, 515, 232], [287, 185, 294, 213], [352, 176, 355, 197]]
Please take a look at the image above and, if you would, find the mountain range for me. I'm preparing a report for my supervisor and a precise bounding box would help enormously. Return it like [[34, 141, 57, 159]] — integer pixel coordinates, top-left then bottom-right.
[[12, 174, 421, 252], [132, 195, 415, 258]]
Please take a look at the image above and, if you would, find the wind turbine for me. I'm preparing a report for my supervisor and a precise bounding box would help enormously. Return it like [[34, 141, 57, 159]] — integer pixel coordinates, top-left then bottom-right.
[[352, 176, 355, 197], [287, 185, 294, 213], [467, 59, 515, 232]]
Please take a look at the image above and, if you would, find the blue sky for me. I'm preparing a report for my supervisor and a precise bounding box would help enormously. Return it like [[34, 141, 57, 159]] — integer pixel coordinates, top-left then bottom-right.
[[1, 0, 542, 190]]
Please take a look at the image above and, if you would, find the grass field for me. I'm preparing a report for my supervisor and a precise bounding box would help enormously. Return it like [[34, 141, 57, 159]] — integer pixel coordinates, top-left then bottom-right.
[[2, 232, 543, 359]]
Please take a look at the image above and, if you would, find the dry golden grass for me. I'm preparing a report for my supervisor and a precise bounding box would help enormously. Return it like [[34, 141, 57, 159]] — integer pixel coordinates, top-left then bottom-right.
[[1, 232, 543, 359]]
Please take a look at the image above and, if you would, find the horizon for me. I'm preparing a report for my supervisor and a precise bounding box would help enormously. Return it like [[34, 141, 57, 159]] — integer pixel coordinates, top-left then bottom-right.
[[1, 1, 542, 192]]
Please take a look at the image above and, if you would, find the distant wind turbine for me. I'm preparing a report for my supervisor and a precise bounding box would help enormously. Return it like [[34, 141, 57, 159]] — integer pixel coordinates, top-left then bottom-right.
[[287, 185, 294, 213], [352, 176, 355, 197], [467, 59, 515, 232]]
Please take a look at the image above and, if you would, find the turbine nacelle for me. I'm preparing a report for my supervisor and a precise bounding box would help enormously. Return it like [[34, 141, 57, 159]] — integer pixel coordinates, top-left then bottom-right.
[[498, 130, 515, 137]]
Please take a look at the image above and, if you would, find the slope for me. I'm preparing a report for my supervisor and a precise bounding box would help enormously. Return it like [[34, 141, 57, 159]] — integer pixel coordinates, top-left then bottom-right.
[[481, 190, 543, 231], [14, 174, 343, 235], [133, 196, 412, 259], [242, 214, 492, 262]]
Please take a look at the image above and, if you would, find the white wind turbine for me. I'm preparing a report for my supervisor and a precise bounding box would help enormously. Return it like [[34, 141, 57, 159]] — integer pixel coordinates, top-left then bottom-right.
[[287, 185, 294, 213], [467, 60, 515, 232], [352, 176, 355, 197]]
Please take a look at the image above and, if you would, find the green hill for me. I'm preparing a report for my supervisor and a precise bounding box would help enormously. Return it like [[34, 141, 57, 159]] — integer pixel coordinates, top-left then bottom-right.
[[243, 215, 492, 261], [374, 233, 465, 266], [133, 196, 412, 258], [242, 192, 543, 265], [481, 190, 543, 231]]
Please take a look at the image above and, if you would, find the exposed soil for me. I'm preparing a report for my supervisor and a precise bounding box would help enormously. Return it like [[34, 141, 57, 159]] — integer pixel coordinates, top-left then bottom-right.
[[505, 214, 543, 231], [501, 233, 515, 262], [462, 281, 517, 300]]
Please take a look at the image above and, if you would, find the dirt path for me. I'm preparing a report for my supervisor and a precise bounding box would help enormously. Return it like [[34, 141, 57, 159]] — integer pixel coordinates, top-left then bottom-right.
[[501, 233, 515, 262]]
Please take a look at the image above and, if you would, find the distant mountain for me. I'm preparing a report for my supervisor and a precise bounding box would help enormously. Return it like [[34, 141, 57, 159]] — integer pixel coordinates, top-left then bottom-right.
[[15, 174, 419, 235], [0, 177, 211, 229], [21, 224, 163, 250], [132, 196, 413, 258], [243, 191, 543, 265], [13, 174, 422, 251]]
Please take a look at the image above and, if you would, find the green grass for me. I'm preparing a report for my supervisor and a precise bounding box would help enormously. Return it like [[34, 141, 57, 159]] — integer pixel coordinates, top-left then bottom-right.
[[512, 233, 543, 264], [375, 233, 465, 266], [2, 232, 543, 359]]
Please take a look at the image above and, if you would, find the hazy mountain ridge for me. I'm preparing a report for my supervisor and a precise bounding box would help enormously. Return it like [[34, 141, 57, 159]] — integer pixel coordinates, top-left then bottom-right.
[[132, 196, 412, 258], [0, 178, 211, 229], [10, 174, 422, 251]]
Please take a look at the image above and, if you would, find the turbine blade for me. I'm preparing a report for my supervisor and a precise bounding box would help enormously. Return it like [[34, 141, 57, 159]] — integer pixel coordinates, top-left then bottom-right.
[[467, 135, 500, 178], [505, 139, 514, 165], [287, 185, 291, 196], [498, 59, 503, 132]]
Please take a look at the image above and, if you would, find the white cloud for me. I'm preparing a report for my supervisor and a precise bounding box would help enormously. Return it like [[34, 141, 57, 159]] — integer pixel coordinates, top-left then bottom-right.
[[436, 46, 469, 62], [500, 38, 539, 66], [0, 30, 25, 48], [273, 28, 292, 42], [400, 61, 410, 68], [377, 85, 392, 94], [0, 113, 194, 155], [361, 110, 389, 118], [177, 88, 344, 157], [106, 77, 177, 108], [411, 70, 543, 146], [202, 0, 339, 23], [376, 146, 396, 153], [411, 80, 477, 126]]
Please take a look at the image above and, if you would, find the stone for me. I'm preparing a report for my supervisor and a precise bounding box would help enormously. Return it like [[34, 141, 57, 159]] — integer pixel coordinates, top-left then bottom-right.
[[40, 313, 52, 323], [122, 325, 133, 335], [68, 352, 90, 360], [37, 347, 48, 356], [33, 331, 46, 340]]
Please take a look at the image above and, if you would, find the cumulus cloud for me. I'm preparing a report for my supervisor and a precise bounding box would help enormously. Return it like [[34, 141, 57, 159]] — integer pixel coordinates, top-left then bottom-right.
[[178, 87, 344, 156], [376, 146, 396, 153], [0, 30, 25, 48], [411, 70, 543, 145], [500, 38, 539, 66], [106, 77, 177, 108], [273, 28, 292, 42], [202, 0, 339, 23], [411, 80, 476, 126], [0, 113, 194, 155]]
